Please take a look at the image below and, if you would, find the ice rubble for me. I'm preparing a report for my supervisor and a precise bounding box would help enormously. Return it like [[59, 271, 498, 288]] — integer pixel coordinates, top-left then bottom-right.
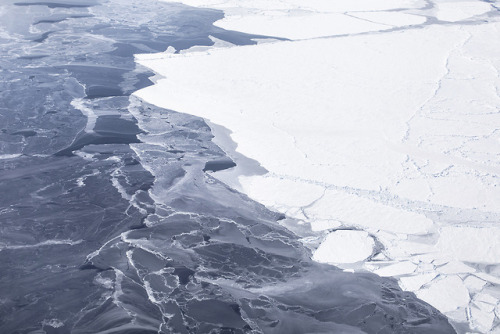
[[135, 0, 500, 332]]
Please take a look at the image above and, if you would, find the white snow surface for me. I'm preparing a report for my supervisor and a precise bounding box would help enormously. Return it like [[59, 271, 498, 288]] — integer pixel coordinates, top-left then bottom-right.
[[136, 0, 500, 332]]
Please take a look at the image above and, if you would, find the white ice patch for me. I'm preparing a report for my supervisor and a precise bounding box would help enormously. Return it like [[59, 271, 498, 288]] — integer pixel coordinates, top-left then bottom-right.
[[437, 226, 500, 264], [42, 319, 64, 328], [95, 273, 114, 290], [0, 154, 22, 160], [76, 169, 99, 187], [312, 230, 375, 264]]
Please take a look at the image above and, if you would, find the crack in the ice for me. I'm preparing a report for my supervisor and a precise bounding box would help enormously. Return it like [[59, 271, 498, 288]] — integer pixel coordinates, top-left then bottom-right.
[[403, 31, 473, 144]]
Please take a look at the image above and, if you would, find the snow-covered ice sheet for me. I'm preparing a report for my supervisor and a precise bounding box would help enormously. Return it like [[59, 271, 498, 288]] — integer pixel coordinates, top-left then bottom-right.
[[137, 0, 500, 332]]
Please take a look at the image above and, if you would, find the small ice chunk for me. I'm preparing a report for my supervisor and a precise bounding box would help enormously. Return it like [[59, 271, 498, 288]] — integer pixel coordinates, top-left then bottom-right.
[[95, 274, 114, 290], [374, 261, 417, 277], [165, 46, 176, 54], [473, 293, 497, 310], [444, 307, 469, 324], [470, 305, 495, 333], [42, 319, 64, 328], [184, 37, 234, 54], [418, 262, 435, 272], [312, 230, 374, 264], [469, 294, 498, 333], [416, 275, 470, 313], [464, 275, 487, 293]]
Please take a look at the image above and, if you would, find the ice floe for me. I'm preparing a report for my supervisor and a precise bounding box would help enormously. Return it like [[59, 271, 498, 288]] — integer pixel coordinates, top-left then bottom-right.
[[312, 230, 375, 264], [417, 275, 471, 313]]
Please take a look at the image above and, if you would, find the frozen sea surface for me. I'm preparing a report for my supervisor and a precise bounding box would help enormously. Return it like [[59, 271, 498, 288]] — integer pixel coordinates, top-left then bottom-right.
[[0, 0, 457, 333], [136, 0, 500, 332]]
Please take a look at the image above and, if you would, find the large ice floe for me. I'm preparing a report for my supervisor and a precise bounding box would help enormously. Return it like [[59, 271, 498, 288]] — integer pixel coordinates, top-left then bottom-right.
[[135, 0, 500, 332]]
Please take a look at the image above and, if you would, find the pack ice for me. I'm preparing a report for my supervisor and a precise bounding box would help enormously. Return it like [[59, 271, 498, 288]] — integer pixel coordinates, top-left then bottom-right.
[[135, 0, 500, 332]]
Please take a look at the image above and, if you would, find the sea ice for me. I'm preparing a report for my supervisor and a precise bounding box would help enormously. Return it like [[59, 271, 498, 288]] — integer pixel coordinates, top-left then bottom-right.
[[399, 272, 437, 291], [374, 261, 418, 277], [214, 12, 390, 40], [417, 275, 470, 313], [434, 1, 492, 22], [437, 226, 500, 264], [138, 0, 500, 331], [470, 305, 496, 333], [347, 11, 426, 27], [309, 219, 342, 232], [304, 189, 434, 235], [312, 230, 375, 264], [463, 275, 487, 293], [437, 261, 476, 275]]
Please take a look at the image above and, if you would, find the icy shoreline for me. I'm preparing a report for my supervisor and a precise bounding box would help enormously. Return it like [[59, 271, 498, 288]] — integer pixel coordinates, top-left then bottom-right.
[[135, 0, 500, 332]]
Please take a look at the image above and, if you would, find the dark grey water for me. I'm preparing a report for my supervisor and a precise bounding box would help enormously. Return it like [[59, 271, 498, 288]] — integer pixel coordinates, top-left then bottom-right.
[[0, 0, 456, 333]]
